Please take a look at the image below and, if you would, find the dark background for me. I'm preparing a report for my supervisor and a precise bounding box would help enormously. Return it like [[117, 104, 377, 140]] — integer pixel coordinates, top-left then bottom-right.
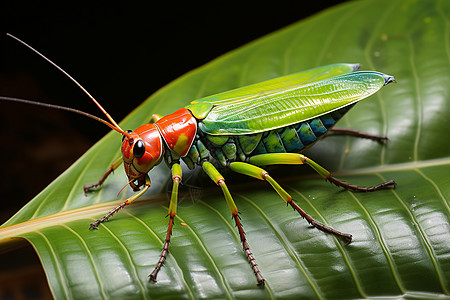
[[0, 2, 346, 223]]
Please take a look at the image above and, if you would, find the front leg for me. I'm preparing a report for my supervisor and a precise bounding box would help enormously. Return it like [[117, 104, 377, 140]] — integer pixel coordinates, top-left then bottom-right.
[[84, 157, 123, 194], [89, 174, 151, 230]]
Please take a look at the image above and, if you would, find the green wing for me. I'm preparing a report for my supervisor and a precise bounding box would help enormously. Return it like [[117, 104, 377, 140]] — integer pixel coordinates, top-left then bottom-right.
[[186, 63, 359, 119], [186, 64, 393, 135]]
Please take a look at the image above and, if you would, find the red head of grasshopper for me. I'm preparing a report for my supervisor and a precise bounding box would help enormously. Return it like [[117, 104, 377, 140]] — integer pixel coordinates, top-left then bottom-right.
[[120, 124, 163, 188]]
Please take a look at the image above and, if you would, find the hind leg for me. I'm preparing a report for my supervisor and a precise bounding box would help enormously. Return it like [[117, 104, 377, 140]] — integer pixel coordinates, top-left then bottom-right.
[[248, 153, 395, 192], [229, 161, 353, 244]]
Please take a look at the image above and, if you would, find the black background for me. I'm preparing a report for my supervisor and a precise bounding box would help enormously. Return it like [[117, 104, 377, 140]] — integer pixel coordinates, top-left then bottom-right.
[[0, 2, 346, 222]]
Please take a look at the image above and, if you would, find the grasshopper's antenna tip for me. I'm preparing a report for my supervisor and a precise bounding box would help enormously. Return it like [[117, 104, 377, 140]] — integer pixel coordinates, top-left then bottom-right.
[[5, 33, 129, 136]]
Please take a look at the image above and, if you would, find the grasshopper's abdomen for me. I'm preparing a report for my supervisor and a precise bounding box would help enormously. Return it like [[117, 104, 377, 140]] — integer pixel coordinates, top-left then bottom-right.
[[181, 105, 353, 169], [253, 104, 353, 155]]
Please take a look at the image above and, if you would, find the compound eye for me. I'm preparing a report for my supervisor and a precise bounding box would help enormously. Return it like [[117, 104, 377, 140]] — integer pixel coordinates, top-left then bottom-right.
[[133, 140, 145, 158], [122, 130, 133, 142]]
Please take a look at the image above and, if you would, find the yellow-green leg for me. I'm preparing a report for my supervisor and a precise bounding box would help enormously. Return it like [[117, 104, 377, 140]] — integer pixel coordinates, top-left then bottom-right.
[[150, 163, 182, 282], [248, 153, 395, 192], [89, 174, 151, 230], [83, 156, 123, 194], [202, 161, 265, 285], [229, 162, 352, 244]]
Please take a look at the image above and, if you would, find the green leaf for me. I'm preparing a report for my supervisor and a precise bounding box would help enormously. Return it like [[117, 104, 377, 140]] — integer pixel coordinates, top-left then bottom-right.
[[2, 0, 450, 299]]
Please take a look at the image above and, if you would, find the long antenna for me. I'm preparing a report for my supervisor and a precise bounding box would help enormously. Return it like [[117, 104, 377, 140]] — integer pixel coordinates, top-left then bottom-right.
[[6, 33, 131, 139], [1, 96, 123, 132]]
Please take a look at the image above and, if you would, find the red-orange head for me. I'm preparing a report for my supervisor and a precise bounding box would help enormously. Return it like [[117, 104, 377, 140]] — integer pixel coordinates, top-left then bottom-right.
[[121, 123, 164, 181]]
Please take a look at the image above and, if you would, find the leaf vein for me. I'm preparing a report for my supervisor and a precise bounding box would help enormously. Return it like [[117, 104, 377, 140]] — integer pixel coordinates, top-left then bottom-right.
[[407, 36, 422, 162], [99, 223, 148, 300], [363, 1, 398, 166], [161, 205, 234, 300], [238, 192, 323, 300], [35, 230, 71, 300], [124, 211, 195, 299], [412, 169, 450, 294], [198, 200, 239, 241], [61, 224, 108, 300], [437, 0, 450, 66], [347, 190, 405, 294]]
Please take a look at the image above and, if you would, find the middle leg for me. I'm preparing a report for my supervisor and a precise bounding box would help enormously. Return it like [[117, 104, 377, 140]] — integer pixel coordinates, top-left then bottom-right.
[[150, 163, 182, 282], [202, 161, 265, 285]]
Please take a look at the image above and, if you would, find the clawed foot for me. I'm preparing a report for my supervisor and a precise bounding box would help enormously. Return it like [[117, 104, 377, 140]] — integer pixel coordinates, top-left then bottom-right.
[[83, 183, 100, 195], [89, 219, 103, 230], [327, 177, 396, 192]]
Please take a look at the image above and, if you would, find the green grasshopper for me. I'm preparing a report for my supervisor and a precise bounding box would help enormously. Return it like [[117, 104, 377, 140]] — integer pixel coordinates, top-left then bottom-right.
[[4, 34, 395, 285]]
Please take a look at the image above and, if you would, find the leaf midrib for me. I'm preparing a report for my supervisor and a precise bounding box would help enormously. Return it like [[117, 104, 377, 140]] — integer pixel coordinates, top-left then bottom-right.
[[2, 157, 450, 241]]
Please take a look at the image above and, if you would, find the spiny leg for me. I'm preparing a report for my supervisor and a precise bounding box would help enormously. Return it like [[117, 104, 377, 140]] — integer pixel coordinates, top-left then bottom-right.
[[202, 161, 265, 285], [229, 162, 352, 244], [248, 153, 395, 192], [329, 128, 388, 143], [84, 157, 123, 194], [150, 163, 182, 282], [89, 174, 151, 230]]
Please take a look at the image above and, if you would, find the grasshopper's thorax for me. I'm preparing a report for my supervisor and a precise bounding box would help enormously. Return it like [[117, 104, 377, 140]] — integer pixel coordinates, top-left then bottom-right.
[[121, 123, 164, 180], [154, 108, 197, 157]]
